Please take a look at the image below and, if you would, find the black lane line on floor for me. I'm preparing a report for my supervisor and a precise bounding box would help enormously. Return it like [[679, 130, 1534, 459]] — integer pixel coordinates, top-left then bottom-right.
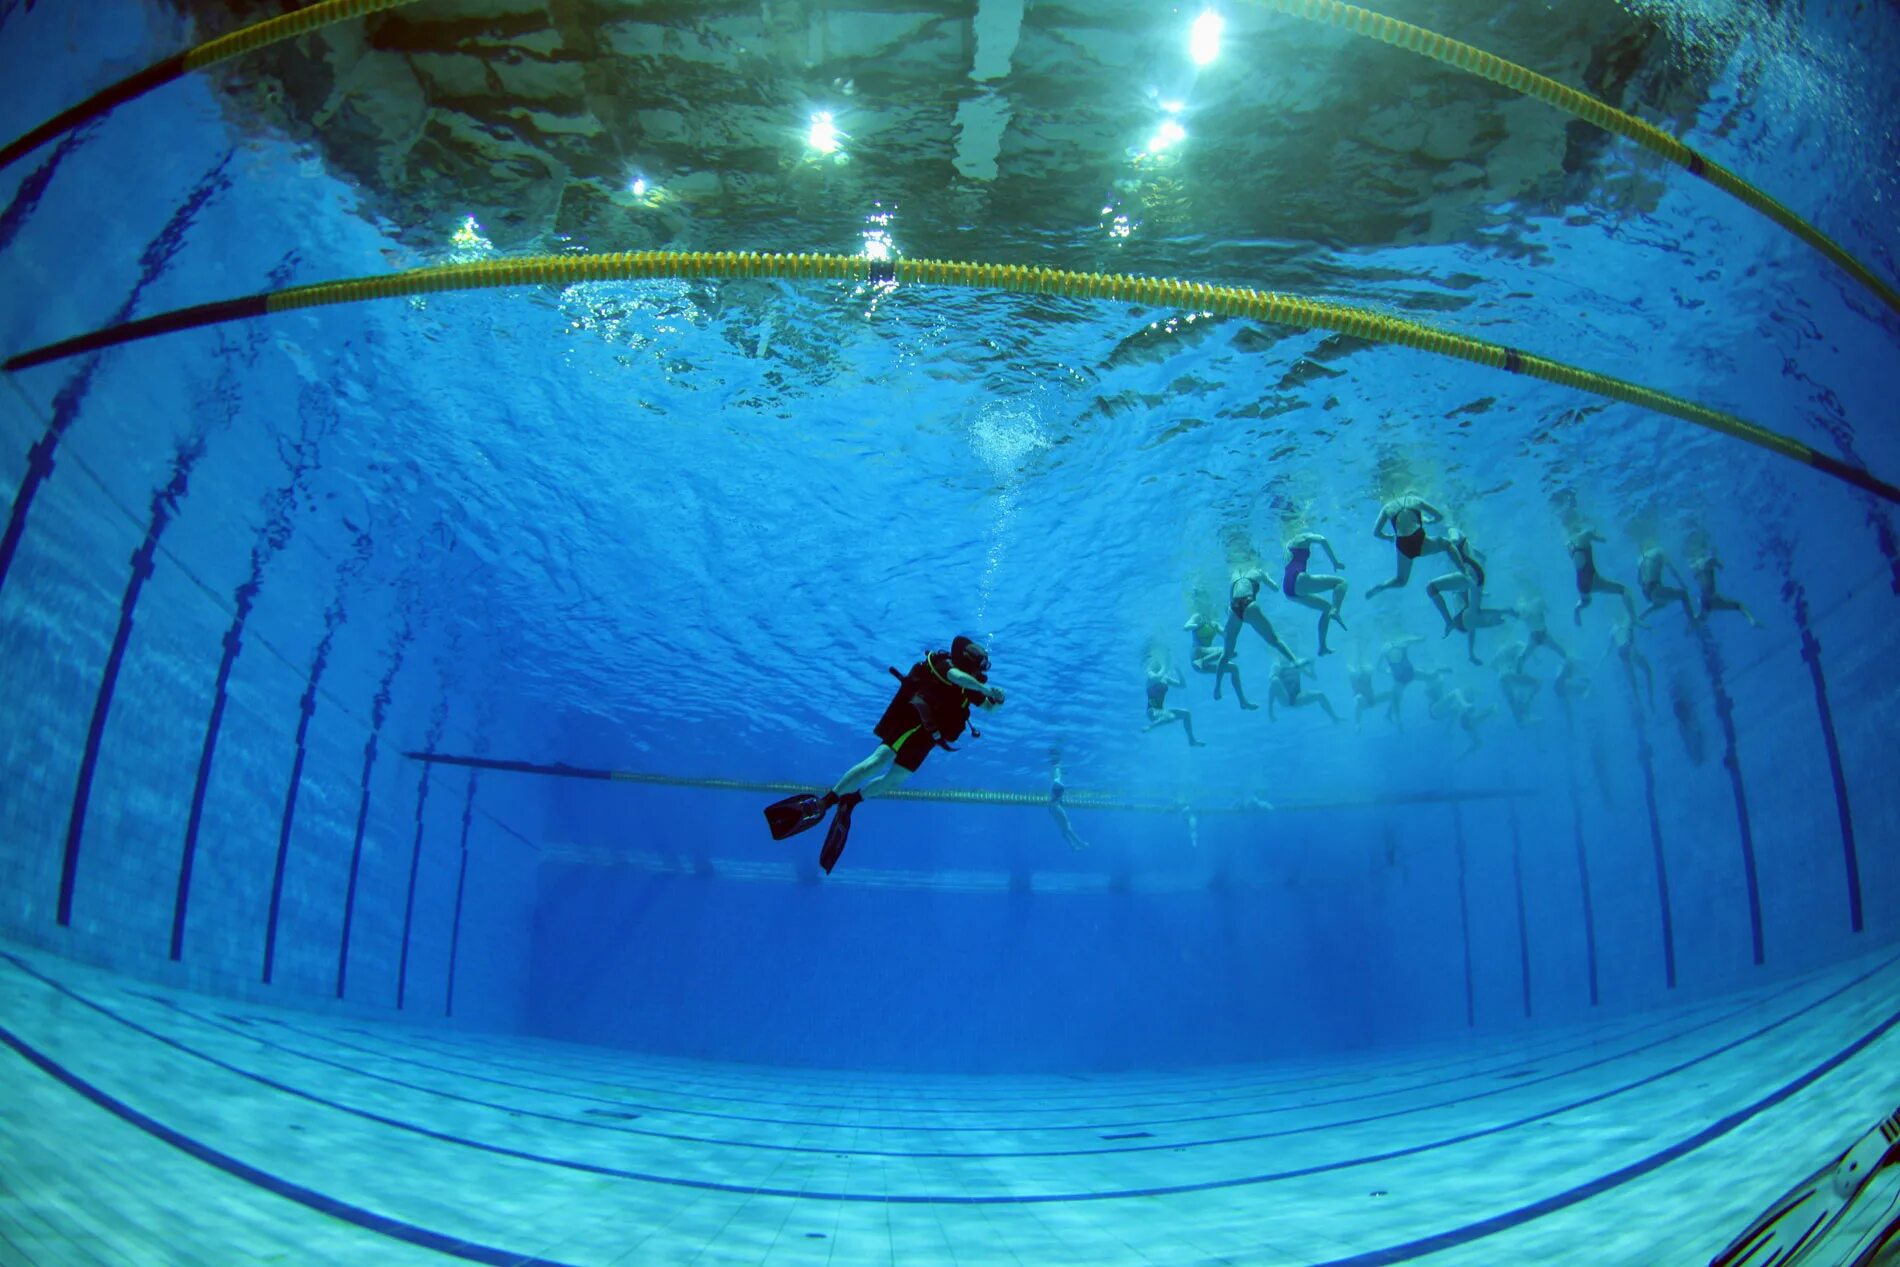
[[1305, 998, 1900, 1266], [443, 770, 477, 1017], [336, 630, 406, 1000], [1453, 804, 1475, 1027], [1788, 580, 1863, 934], [6, 947, 1896, 1200], [143, 956, 1861, 1161], [57, 439, 202, 927], [211, 956, 1843, 1150], [261, 627, 329, 985], [1696, 622, 1765, 966], [1634, 710, 1678, 989], [395, 752, 432, 1011], [347, 961, 1716, 1107], [269, 971, 1743, 1122], [1509, 805, 1532, 1019], [1567, 764, 1601, 1006], [0, 1027, 582, 1267], [241, 961, 1817, 1139]]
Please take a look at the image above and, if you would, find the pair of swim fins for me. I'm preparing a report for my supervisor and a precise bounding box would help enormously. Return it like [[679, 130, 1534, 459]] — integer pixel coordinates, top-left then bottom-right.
[[762, 791, 861, 874]]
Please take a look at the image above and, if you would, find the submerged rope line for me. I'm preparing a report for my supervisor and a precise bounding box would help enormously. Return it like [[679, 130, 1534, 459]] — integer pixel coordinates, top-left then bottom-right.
[[1243, 0, 1900, 321], [0, 0, 421, 171], [5, 250, 1893, 504], [404, 751, 1530, 814]]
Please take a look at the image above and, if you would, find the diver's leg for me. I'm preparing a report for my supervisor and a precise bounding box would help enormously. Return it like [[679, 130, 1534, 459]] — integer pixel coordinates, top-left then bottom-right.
[[857, 764, 913, 800], [832, 746, 896, 796]]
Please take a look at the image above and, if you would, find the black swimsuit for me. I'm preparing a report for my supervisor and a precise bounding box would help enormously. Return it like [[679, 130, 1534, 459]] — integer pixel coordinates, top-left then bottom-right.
[[1230, 577, 1261, 618], [1396, 527, 1426, 559]]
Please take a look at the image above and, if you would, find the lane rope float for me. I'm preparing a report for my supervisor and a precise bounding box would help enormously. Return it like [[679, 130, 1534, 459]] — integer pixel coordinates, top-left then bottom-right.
[[4, 249, 1894, 504], [405, 751, 1530, 815], [1242, 0, 1900, 322], [0, 0, 422, 171]]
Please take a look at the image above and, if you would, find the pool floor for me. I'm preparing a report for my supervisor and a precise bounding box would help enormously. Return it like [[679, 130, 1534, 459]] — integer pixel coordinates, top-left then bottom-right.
[[2, 937, 1897, 1265]]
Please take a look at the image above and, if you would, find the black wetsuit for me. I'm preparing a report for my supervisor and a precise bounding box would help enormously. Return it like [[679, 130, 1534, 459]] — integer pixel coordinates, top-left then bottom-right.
[[875, 651, 988, 771]]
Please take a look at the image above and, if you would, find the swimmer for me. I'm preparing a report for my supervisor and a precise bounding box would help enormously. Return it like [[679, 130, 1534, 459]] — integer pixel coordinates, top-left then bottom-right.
[[1569, 527, 1638, 626], [1213, 567, 1302, 703], [1603, 614, 1655, 707], [1429, 682, 1493, 756], [1048, 750, 1088, 850], [1691, 549, 1761, 627], [1347, 658, 1390, 728], [1507, 596, 1571, 671], [1380, 635, 1439, 723], [1143, 656, 1206, 747], [1366, 493, 1449, 597], [1280, 531, 1349, 655], [1267, 659, 1340, 723], [1494, 642, 1543, 727], [1426, 527, 1493, 664], [1636, 546, 1695, 624], [1184, 613, 1259, 710]]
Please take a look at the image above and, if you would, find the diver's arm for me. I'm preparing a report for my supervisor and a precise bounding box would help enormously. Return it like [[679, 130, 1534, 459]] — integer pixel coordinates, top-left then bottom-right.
[[946, 666, 1005, 704]]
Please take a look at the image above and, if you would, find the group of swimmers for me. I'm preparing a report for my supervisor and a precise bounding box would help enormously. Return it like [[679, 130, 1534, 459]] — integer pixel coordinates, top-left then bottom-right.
[[1143, 492, 1761, 753]]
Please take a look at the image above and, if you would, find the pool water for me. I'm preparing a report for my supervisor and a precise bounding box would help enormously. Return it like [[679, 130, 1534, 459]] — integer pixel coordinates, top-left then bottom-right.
[[1, 1, 1897, 1263]]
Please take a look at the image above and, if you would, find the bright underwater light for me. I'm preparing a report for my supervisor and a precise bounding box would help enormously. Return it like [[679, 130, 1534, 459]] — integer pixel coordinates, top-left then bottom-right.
[[1190, 10, 1224, 65], [808, 111, 841, 154]]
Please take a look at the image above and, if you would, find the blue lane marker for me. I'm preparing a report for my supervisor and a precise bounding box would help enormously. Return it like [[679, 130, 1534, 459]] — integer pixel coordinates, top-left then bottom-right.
[[1786, 580, 1863, 934], [56, 441, 202, 926], [4, 947, 1897, 1221], [336, 630, 407, 1000], [1508, 805, 1532, 1019], [142, 957, 1856, 1162], [444, 771, 477, 1018], [1567, 765, 1601, 1007], [1632, 704, 1677, 989], [170, 584, 252, 961], [0, 1023, 581, 1267], [0, 158, 228, 598], [394, 756, 433, 1011], [176, 418, 322, 964], [1696, 624, 1764, 966], [1452, 805, 1475, 1028]]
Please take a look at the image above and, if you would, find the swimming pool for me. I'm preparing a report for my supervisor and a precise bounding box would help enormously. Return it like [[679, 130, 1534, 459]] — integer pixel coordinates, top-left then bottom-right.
[[1, 1, 1896, 1262]]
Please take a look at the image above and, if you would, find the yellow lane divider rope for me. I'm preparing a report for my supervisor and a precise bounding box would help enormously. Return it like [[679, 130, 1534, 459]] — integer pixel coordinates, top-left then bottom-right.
[[1243, 0, 1900, 321], [5, 250, 1893, 504], [406, 751, 1529, 814], [0, 0, 422, 171]]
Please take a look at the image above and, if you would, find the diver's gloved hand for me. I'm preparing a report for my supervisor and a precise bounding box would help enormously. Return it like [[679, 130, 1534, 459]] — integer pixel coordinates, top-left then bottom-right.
[[985, 685, 1006, 706]]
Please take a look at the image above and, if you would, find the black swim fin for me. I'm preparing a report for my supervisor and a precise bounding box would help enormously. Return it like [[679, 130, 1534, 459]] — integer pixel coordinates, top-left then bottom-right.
[[764, 792, 833, 840], [819, 793, 861, 874]]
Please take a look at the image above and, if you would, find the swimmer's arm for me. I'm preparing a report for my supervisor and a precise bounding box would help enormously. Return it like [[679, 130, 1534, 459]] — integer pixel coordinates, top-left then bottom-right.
[[1372, 509, 1395, 539], [1313, 534, 1343, 567], [947, 667, 1004, 704], [1170, 669, 1186, 687], [1182, 615, 1203, 630], [1416, 500, 1445, 523]]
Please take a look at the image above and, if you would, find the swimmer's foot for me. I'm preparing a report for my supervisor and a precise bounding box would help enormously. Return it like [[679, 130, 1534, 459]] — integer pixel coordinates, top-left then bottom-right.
[[1190, 739, 1207, 747], [1240, 701, 1260, 711]]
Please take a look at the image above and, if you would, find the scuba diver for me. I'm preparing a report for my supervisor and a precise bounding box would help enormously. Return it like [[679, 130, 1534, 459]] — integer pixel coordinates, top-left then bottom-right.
[[763, 635, 1003, 873]]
